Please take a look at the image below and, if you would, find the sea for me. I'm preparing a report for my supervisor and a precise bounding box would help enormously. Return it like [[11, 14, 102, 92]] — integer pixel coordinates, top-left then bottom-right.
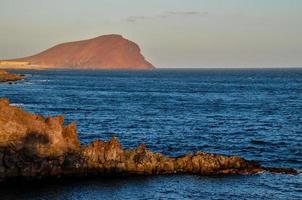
[[0, 69, 301, 199]]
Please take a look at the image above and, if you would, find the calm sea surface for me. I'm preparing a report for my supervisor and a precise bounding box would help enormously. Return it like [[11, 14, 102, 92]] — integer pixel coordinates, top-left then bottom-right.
[[0, 69, 301, 199]]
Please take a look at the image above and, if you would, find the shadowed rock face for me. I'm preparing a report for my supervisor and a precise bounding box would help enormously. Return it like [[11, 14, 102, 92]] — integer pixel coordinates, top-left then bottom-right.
[[0, 98, 297, 182], [15, 34, 154, 70], [0, 70, 23, 83]]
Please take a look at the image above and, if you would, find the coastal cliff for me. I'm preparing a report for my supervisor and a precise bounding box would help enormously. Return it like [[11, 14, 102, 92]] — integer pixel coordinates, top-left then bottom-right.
[[10, 34, 154, 70], [0, 98, 297, 182], [0, 70, 23, 83]]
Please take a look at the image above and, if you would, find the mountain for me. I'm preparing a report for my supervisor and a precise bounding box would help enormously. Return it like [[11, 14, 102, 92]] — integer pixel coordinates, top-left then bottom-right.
[[15, 34, 154, 70]]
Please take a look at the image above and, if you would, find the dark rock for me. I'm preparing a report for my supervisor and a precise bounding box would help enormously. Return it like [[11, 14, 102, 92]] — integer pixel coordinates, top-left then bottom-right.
[[0, 70, 23, 83], [0, 98, 298, 182]]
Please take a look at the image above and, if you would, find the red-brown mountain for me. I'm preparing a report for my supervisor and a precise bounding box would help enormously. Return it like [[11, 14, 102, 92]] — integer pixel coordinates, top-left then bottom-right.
[[15, 34, 154, 70]]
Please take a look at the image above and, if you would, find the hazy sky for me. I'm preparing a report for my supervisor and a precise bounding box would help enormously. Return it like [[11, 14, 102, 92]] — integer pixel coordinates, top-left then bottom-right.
[[1, 0, 302, 68]]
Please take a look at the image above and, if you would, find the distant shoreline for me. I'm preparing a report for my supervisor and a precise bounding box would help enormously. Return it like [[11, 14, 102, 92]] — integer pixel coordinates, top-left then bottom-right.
[[0, 64, 155, 71], [2, 66, 302, 71]]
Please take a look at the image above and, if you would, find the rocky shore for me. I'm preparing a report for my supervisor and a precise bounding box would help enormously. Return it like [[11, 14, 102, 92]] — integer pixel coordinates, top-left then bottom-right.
[[0, 98, 297, 182], [0, 70, 23, 83]]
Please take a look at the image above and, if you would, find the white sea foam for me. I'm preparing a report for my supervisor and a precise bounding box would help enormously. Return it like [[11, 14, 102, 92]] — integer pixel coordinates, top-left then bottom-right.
[[10, 103, 25, 107]]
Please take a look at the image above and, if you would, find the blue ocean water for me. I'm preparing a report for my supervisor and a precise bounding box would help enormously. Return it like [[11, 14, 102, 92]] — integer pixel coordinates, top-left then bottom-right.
[[0, 69, 301, 199]]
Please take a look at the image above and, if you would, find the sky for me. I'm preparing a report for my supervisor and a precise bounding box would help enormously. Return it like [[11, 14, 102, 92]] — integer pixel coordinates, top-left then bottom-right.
[[0, 0, 302, 68]]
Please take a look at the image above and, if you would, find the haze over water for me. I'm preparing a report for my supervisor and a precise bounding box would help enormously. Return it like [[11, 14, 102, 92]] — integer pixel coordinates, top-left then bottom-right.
[[0, 69, 301, 199]]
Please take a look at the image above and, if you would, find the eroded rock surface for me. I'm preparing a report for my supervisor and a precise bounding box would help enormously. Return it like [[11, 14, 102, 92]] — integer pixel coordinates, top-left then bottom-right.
[[0, 70, 23, 83], [0, 98, 297, 182]]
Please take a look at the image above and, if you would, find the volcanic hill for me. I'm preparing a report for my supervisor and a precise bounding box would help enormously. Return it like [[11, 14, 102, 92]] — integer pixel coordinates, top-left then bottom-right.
[[14, 34, 154, 70]]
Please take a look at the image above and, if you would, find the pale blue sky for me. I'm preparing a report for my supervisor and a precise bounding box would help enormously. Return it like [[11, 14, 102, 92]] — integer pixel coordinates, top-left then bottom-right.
[[1, 0, 302, 68]]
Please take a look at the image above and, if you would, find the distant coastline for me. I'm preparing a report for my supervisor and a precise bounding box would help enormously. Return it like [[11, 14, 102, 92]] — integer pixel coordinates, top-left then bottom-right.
[[0, 60, 46, 70]]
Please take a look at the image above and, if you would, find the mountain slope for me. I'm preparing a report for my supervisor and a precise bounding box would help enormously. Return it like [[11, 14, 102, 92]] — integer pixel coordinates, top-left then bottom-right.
[[16, 34, 154, 69]]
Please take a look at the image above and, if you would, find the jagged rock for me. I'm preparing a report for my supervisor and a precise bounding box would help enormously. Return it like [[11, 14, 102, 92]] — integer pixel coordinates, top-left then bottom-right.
[[0, 70, 23, 83], [0, 98, 298, 182]]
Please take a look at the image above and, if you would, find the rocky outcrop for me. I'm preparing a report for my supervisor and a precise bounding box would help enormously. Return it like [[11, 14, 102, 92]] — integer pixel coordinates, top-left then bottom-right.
[[0, 98, 297, 182], [0, 70, 23, 83], [13, 34, 154, 70]]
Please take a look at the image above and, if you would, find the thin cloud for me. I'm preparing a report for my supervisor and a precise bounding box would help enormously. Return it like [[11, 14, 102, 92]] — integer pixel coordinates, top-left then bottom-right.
[[124, 16, 151, 23], [166, 11, 209, 17], [124, 11, 208, 23]]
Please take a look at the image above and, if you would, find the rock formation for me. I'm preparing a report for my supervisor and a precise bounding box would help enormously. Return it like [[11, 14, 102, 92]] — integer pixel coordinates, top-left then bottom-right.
[[0, 70, 23, 83], [0, 98, 297, 182], [12, 34, 154, 70]]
